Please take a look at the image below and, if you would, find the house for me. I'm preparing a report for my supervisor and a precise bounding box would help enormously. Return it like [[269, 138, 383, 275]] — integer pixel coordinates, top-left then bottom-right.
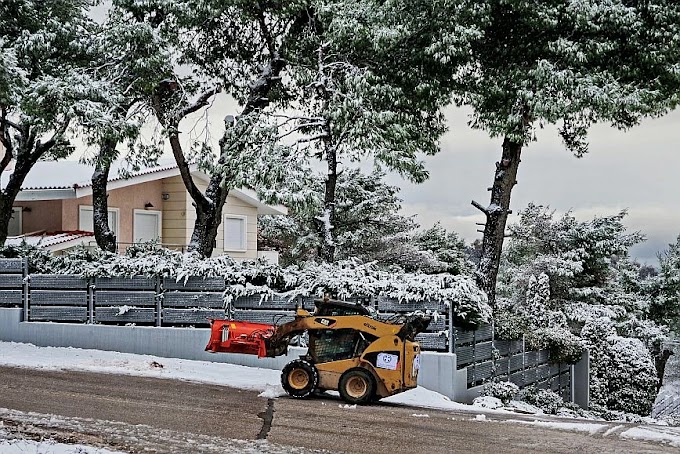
[[2, 160, 286, 260]]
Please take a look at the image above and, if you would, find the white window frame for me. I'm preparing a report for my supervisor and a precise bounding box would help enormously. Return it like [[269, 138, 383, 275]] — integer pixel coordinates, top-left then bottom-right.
[[8, 207, 22, 237], [223, 214, 248, 252], [133, 209, 162, 243], [79, 205, 120, 235]]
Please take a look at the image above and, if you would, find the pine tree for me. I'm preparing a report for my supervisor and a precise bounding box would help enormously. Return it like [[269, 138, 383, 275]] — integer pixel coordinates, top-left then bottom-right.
[[80, 2, 174, 252], [652, 235, 680, 334], [113, 0, 312, 257], [498, 204, 668, 412], [0, 0, 102, 245], [455, 1, 680, 306]]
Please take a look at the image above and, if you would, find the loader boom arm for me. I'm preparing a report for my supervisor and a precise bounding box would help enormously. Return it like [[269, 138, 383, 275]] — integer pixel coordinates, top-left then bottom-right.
[[206, 301, 431, 359]]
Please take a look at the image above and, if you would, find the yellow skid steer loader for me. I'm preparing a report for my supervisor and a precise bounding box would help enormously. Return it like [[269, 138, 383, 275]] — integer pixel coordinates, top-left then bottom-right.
[[205, 299, 431, 404]]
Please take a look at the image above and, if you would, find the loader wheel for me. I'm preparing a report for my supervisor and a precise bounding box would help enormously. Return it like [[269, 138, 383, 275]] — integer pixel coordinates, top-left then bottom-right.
[[281, 359, 318, 398], [339, 368, 375, 405]]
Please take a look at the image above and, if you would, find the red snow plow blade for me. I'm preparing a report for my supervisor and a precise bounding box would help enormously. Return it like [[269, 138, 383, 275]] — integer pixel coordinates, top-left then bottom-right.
[[205, 319, 275, 358]]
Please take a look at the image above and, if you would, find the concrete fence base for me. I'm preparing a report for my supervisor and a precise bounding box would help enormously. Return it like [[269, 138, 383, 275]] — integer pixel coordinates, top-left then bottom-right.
[[0, 308, 469, 402]]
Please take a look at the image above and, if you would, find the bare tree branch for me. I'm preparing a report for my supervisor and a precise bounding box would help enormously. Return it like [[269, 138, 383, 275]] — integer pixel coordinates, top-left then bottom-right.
[[471, 200, 489, 215]]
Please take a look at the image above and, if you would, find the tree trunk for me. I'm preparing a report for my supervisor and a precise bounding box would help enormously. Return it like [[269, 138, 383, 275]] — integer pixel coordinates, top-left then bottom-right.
[[0, 194, 14, 246], [473, 137, 523, 307], [0, 140, 41, 246], [319, 141, 337, 262], [188, 179, 229, 258], [91, 139, 117, 252]]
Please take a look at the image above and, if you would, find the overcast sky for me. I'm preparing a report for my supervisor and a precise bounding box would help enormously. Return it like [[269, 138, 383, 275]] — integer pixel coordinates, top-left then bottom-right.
[[386, 107, 680, 265]]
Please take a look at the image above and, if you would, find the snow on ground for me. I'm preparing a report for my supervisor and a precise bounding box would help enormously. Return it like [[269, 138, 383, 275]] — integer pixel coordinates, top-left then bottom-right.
[[505, 419, 608, 435], [2, 341, 680, 450], [620, 426, 680, 448], [0, 428, 124, 454]]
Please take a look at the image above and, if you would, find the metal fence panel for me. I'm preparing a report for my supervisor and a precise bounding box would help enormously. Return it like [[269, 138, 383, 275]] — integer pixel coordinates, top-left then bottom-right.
[[95, 307, 155, 323], [454, 328, 475, 346], [30, 274, 87, 289], [376, 313, 446, 332], [0, 290, 22, 306], [95, 276, 156, 290], [96, 291, 156, 307], [0, 258, 24, 273], [30, 290, 88, 306], [233, 294, 305, 310], [0, 274, 23, 288], [162, 308, 226, 324], [414, 333, 447, 351], [376, 297, 444, 312], [163, 291, 224, 308], [509, 353, 524, 373], [233, 309, 295, 325], [537, 364, 551, 380], [29, 306, 87, 322], [509, 371, 524, 386], [467, 361, 494, 385], [162, 276, 225, 291]]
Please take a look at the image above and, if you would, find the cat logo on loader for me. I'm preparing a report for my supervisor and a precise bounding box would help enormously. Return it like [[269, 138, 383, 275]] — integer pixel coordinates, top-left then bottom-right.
[[205, 299, 431, 404]]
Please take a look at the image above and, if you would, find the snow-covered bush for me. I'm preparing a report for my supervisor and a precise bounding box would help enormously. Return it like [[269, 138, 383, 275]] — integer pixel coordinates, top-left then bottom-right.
[[516, 387, 564, 415], [496, 204, 669, 414], [0, 242, 53, 273], [525, 327, 584, 364], [496, 272, 584, 363], [581, 318, 658, 415], [480, 381, 519, 404], [10, 245, 492, 325]]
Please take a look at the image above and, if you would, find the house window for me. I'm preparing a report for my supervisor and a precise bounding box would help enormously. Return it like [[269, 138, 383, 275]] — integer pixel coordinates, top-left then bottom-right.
[[224, 215, 247, 251], [79, 205, 119, 235], [8, 207, 22, 236], [133, 209, 161, 243]]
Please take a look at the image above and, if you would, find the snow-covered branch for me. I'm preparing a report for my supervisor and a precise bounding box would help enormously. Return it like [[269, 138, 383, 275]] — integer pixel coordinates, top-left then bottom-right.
[[177, 86, 222, 122]]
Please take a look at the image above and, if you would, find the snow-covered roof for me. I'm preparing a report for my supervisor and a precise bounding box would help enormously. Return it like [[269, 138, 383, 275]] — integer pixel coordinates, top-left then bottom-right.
[[2, 160, 287, 215], [5, 230, 96, 252], [0, 160, 178, 191]]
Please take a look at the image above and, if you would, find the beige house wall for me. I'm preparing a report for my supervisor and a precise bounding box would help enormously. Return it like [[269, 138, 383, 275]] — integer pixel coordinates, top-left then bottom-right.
[[11, 200, 64, 234], [161, 175, 190, 250], [62, 180, 164, 248], [220, 193, 258, 260]]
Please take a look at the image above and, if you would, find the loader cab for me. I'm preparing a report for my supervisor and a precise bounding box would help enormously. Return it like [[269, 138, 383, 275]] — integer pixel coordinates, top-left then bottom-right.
[[313, 299, 371, 317], [307, 328, 376, 363], [308, 300, 376, 364]]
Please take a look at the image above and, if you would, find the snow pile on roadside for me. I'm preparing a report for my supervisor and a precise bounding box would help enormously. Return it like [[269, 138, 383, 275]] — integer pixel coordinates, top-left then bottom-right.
[[506, 419, 608, 435], [0, 428, 123, 454], [620, 426, 680, 448], [0, 341, 282, 393]]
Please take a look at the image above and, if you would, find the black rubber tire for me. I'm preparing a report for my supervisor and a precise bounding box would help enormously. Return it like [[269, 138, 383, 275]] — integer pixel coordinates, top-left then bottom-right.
[[281, 359, 319, 398], [338, 368, 375, 405]]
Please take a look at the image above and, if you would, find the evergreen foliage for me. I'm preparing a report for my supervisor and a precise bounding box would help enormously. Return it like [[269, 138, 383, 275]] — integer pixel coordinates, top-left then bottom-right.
[[259, 169, 472, 274], [496, 203, 669, 413], [652, 235, 680, 334], [0, 243, 491, 326], [0, 0, 103, 245]]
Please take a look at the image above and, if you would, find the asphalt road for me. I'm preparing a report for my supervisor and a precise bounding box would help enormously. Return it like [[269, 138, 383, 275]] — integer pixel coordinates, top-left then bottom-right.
[[0, 366, 675, 453]]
